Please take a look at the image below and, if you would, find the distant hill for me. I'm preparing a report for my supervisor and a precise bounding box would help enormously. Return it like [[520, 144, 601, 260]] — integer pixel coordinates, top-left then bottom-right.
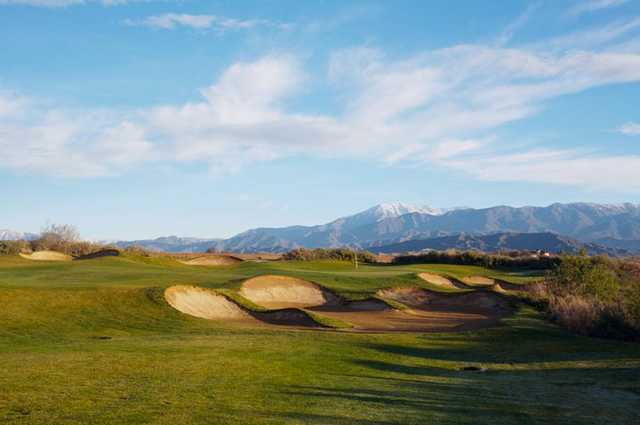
[[113, 236, 223, 253], [368, 232, 625, 256]]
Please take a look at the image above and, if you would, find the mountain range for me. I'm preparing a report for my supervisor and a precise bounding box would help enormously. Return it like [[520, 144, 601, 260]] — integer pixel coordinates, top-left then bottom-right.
[[116, 202, 640, 254], [368, 232, 626, 256], [4, 202, 640, 254]]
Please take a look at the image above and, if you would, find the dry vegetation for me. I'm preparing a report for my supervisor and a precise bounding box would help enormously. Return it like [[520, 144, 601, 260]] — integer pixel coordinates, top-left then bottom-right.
[[530, 253, 640, 341]]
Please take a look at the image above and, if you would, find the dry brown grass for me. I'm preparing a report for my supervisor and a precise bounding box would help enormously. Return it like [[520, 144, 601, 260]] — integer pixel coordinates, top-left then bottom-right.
[[548, 295, 602, 335]]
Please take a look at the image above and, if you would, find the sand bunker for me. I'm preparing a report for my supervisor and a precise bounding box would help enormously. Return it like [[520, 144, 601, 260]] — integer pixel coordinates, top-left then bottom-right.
[[418, 273, 469, 290], [460, 276, 496, 287], [19, 251, 72, 262], [165, 285, 323, 328], [166, 278, 514, 333], [240, 275, 339, 308], [179, 255, 243, 266], [165, 286, 250, 320], [375, 287, 512, 331]]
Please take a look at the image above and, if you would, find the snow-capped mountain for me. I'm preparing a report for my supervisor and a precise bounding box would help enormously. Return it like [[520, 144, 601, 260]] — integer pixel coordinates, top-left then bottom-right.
[[94, 202, 640, 253], [0, 229, 38, 241]]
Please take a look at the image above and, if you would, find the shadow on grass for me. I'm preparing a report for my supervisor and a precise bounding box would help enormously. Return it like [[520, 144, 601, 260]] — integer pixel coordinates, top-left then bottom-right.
[[274, 316, 640, 425]]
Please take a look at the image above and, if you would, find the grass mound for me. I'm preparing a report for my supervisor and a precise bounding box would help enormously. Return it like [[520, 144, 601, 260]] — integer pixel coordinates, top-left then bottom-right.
[[74, 249, 121, 260]]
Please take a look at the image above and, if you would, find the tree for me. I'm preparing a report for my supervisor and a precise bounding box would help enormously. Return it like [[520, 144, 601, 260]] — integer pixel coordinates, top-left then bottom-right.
[[33, 223, 81, 253], [40, 223, 80, 243]]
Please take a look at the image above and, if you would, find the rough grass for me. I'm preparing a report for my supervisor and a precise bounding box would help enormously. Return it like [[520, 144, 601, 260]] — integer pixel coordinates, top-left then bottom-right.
[[0, 255, 638, 424]]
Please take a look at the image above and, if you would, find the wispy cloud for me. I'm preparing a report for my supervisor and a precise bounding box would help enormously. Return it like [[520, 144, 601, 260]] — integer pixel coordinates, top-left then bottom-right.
[[569, 0, 628, 16], [497, 2, 540, 45], [2, 16, 640, 191], [124, 13, 290, 32], [617, 122, 640, 135]]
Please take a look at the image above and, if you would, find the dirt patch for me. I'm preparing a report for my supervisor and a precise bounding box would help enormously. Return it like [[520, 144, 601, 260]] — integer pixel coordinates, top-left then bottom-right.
[[179, 255, 243, 266], [461, 276, 495, 287], [240, 275, 340, 308], [19, 251, 72, 262], [165, 286, 251, 320], [418, 273, 469, 290]]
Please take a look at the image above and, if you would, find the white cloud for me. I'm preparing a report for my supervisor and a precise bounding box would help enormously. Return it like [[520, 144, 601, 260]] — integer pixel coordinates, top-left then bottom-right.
[[0, 0, 146, 6], [570, 0, 628, 16], [443, 149, 640, 191], [2, 18, 640, 190], [497, 3, 540, 45], [0, 93, 28, 118], [124, 13, 289, 32], [618, 122, 640, 135]]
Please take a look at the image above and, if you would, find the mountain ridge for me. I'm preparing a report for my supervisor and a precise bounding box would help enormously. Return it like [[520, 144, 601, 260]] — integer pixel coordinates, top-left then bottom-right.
[[112, 202, 640, 253], [368, 232, 625, 256]]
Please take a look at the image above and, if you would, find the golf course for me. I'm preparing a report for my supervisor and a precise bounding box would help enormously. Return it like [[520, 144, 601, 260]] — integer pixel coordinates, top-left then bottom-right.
[[1, 253, 638, 424]]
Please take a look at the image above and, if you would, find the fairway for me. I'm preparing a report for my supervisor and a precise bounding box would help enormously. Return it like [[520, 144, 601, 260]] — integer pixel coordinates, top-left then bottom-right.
[[1, 255, 639, 425]]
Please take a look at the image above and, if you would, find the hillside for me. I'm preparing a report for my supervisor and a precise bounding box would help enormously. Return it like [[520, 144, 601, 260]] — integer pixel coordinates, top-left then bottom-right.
[[369, 232, 624, 255]]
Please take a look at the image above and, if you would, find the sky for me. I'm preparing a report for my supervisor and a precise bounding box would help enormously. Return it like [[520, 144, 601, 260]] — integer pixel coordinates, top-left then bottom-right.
[[1, 0, 640, 240]]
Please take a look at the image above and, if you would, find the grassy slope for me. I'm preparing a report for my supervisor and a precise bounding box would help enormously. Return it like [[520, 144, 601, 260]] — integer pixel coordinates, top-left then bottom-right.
[[0, 256, 638, 425]]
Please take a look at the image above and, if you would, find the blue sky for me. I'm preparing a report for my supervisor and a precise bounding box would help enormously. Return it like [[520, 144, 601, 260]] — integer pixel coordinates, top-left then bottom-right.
[[1, 0, 640, 240]]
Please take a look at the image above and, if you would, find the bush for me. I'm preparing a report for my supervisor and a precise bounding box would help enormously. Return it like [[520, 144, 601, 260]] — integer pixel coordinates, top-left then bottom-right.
[[392, 250, 560, 270], [0, 240, 30, 255], [283, 248, 377, 263], [543, 253, 640, 341]]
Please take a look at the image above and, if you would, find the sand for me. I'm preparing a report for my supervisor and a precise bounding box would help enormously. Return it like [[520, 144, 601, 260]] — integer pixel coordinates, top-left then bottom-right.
[[179, 255, 243, 266], [164, 286, 251, 320], [460, 276, 496, 287], [417, 272, 469, 290], [19, 251, 72, 262], [240, 275, 339, 308]]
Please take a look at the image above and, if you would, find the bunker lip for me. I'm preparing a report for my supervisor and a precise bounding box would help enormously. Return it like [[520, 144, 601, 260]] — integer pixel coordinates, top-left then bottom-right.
[[417, 272, 470, 290], [19, 251, 72, 262], [240, 275, 341, 309], [178, 255, 243, 266], [75, 249, 121, 260], [491, 280, 530, 292]]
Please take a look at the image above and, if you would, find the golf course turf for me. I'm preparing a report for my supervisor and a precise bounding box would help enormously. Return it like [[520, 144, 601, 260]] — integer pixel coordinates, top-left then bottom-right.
[[1, 254, 638, 424]]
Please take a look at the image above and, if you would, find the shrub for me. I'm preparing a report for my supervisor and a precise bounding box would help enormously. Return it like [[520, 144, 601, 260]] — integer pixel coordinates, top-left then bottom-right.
[[283, 248, 377, 263], [0, 240, 30, 255], [392, 250, 560, 270]]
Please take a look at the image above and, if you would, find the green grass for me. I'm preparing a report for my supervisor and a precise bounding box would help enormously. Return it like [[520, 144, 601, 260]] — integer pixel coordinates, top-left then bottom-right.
[[0, 255, 638, 424]]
